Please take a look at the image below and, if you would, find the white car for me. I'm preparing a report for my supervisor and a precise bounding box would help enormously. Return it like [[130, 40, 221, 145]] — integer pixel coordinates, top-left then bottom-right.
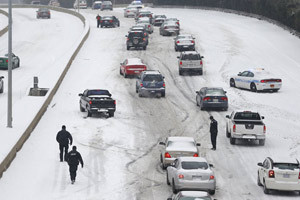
[[257, 157, 300, 194], [129, 0, 144, 9], [136, 17, 153, 33], [167, 157, 216, 195], [167, 191, 214, 200], [73, 0, 88, 9], [0, 76, 4, 93], [124, 6, 138, 17], [159, 136, 201, 169], [229, 68, 282, 92]]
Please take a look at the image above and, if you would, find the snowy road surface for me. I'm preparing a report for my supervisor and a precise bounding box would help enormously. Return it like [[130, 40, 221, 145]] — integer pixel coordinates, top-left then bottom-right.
[[0, 7, 300, 200], [0, 11, 7, 30]]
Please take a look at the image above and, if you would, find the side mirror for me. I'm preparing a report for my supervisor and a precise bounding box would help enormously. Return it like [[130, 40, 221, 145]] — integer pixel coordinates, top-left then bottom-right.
[[257, 162, 263, 167], [108, 94, 112, 97], [261, 116, 264, 119], [238, 72, 241, 76], [177, 56, 180, 59], [224, 91, 227, 94], [226, 115, 230, 118], [196, 91, 199, 94], [125, 35, 128, 37], [120, 63, 122, 65], [209, 164, 214, 168], [196, 143, 201, 146], [0, 76, 4, 79], [201, 56, 204, 58], [159, 142, 165, 145], [78, 93, 83, 96], [163, 76, 165, 79]]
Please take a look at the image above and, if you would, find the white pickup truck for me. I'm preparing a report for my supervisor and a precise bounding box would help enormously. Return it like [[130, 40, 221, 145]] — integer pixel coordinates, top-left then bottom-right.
[[226, 111, 266, 145]]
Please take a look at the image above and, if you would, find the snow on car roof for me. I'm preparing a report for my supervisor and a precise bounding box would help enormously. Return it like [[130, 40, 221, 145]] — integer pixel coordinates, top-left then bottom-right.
[[179, 157, 207, 162], [180, 191, 210, 197], [168, 136, 195, 142], [182, 51, 199, 55], [143, 70, 160, 75], [127, 58, 144, 65], [271, 156, 299, 164]]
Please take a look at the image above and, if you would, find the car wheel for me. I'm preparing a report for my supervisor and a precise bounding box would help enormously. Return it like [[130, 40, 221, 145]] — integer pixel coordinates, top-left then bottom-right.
[[166, 172, 170, 185], [172, 179, 178, 194], [175, 46, 178, 52], [273, 89, 279, 92], [101, 25, 103, 28], [257, 173, 263, 186], [87, 110, 92, 117], [179, 70, 183, 76], [196, 98, 199, 106], [230, 78, 236, 87], [230, 137, 236, 145], [263, 180, 270, 194], [226, 126, 231, 138], [0, 84, 3, 93], [200, 104, 204, 110], [161, 91, 165, 97], [250, 83, 257, 92], [259, 139, 265, 146], [209, 190, 215, 195], [198, 70, 203, 75], [143, 46, 146, 50], [138, 93, 142, 97], [108, 111, 114, 117], [127, 46, 130, 50], [120, 69, 123, 75], [79, 104, 85, 112], [136, 87, 138, 93], [123, 72, 127, 78]]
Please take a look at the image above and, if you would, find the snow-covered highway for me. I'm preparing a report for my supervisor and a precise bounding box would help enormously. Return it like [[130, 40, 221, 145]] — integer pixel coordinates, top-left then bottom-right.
[[0, 6, 300, 200]]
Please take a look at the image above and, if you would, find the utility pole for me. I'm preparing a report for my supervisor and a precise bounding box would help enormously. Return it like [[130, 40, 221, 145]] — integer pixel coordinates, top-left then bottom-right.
[[7, 0, 12, 128]]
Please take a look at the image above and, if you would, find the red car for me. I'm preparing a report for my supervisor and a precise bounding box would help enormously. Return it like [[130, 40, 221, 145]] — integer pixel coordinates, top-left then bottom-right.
[[120, 58, 147, 78]]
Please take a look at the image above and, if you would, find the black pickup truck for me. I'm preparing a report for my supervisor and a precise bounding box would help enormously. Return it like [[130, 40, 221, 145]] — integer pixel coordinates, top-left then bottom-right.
[[79, 89, 116, 117]]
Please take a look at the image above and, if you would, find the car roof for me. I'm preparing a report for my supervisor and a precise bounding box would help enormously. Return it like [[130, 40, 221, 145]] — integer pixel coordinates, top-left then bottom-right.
[[269, 156, 299, 164], [143, 70, 161, 75], [177, 34, 193, 37], [179, 191, 210, 197], [128, 30, 143, 33], [102, 15, 113, 18], [127, 58, 144, 65], [178, 157, 208, 162], [201, 87, 224, 91], [181, 51, 199, 55], [168, 136, 195, 142]]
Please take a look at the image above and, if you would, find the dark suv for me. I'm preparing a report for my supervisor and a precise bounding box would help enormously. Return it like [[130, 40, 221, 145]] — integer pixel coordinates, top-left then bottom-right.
[[100, 16, 120, 28], [136, 70, 165, 97], [126, 31, 148, 50]]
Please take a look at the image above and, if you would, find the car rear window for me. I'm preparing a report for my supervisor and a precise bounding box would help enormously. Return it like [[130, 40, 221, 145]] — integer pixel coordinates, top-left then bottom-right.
[[234, 112, 261, 120], [102, 17, 113, 20], [206, 89, 225, 95], [88, 90, 110, 96], [181, 161, 208, 170], [129, 32, 144, 37], [143, 75, 163, 82], [182, 54, 201, 60], [179, 197, 211, 200], [273, 163, 300, 170], [167, 141, 195, 148]]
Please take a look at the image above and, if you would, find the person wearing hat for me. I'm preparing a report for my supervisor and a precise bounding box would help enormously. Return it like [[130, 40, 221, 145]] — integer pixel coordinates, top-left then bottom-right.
[[96, 14, 101, 28], [66, 146, 84, 184], [209, 116, 218, 150], [56, 125, 73, 162]]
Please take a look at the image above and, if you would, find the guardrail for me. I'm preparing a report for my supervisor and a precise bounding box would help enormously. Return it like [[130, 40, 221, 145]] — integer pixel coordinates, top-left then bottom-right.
[[0, 4, 90, 178], [0, 9, 8, 37]]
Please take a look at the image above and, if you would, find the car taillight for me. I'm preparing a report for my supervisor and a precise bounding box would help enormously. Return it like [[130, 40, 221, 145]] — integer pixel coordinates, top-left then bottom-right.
[[179, 61, 182, 65], [203, 97, 211, 101], [127, 10, 130, 13], [221, 97, 228, 101], [178, 174, 184, 179], [164, 26, 168, 29], [277, 79, 282, 82], [144, 33, 147, 36], [269, 170, 275, 178], [191, 40, 194, 44], [163, 82, 165, 87], [164, 152, 171, 158], [209, 175, 215, 180], [298, 172, 300, 179], [200, 60, 203, 65], [48, 12, 50, 14], [127, 38, 129, 41], [263, 125, 266, 133], [176, 22, 179, 25], [89, 101, 92, 105], [100, 20, 103, 23], [260, 80, 266, 83], [233, 124, 236, 132], [6, 59, 8, 63], [140, 83, 143, 87], [148, 25, 150, 28], [176, 41, 180, 44], [193, 153, 198, 157], [109, 20, 112, 23], [143, 38, 146, 41]]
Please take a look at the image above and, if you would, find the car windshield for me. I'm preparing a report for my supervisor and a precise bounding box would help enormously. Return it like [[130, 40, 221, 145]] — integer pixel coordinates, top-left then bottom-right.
[[234, 112, 260, 120], [143, 75, 163, 82], [182, 161, 208, 170], [273, 163, 300, 170], [102, 16, 113, 20], [179, 197, 211, 200], [205, 89, 225, 95], [39, 8, 49, 11], [87, 90, 110, 96], [182, 54, 201, 60], [129, 32, 144, 37]]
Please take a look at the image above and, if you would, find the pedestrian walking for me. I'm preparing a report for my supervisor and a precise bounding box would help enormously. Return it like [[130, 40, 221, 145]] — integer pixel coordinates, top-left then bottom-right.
[[66, 146, 84, 184], [56, 125, 73, 162], [96, 14, 101, 28], [209, 116, 218, 150]]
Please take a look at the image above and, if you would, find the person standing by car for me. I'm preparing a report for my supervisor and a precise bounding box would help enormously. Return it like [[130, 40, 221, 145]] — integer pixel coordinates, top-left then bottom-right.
[[66, 146, 84, 184], [56, 125, 73, 162], [209, 116, 218, 150], [96, 14, 101, 28]]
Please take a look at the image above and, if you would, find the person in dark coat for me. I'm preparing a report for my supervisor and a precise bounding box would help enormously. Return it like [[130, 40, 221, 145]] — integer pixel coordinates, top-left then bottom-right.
[[66, 146, 84, 184], [56, 125, 73, 162], [209, 116, 218, 150], [96, 14, 101, 28]]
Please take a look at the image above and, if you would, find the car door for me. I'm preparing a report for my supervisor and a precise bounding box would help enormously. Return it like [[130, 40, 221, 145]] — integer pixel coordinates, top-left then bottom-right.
[[244, 71, 255, 89], [235, 71, 249, 88], [199, 88, 206, 106], [260, 158, 270, 183]]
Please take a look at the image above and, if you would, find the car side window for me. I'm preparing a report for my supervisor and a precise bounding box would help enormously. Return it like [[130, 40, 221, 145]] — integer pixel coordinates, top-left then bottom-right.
[[240, 71, 249, 76], [248, 72, 254, 77], [263, 159, 269, 168], [174, 159, 179, 168], [83, 90, 88, 97]]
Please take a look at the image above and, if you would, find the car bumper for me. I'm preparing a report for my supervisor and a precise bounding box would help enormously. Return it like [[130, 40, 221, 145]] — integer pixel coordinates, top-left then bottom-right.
[[125, 69, 145, 75], [127, 42, 147, 47], [256, 83, 282, 91], [139, 87, 165, 95], [176, 179, 216, 191], [90, 108, 115, 113], [0, 64, 8, 69], [266, 179, 300, 191], [180, 67, 202, 72], [176, 44, 195, 50], [232, 133, 265, 140], [202, 102, 228, 109], [163, 30, 179, 35]]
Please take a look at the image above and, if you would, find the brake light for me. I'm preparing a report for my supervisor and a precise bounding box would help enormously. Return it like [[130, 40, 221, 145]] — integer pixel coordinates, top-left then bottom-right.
[[164, 152, 171, 158], [140, 83, 143, 87], [178, 174, 184, 179], [277, 79, 282, 82], [191, 40, 194, 44], [209, 175, 215, 180], [164, 26, 168, 29], [143, 38, 146, 41], [260, 80, 266, 83], [144, 33, 146, 36], [179, 61, 182, 65], [233, 124, 236, 132], [221, 97, 228, 101], [176, 41, 180, 44], [100, 20, 103, 23], [6, 59, 8, 63], [263, 125, 266, 133], [193, 153, 198, 157], [163, 82, 165, 87], [269, 170, 275, 178], [200, 60, 203, 65], [203, 97, 211, 101], [109, 20, 112, 23], [127, 10, 130, 13], [176, 22, 179, 25], [89, 101, 92, 105], [148, 25, 150, 28]]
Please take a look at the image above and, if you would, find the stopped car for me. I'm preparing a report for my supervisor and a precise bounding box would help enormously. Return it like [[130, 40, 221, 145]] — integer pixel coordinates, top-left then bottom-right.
[[136, 70, 165, 97], [92, 1, 102, 9], [167, 157, 216, 195], [130, 0, 144, 9], [160, 22, 180, 36], [79, 89, 116, 117], [153, 15, 167, 26], [124, 6, 138, 17], [226, 111, 266, 145], [165, 18, 180, 27], [100, 16, 119, 28], [167, 191, 214, 200], [135, 10, 153, 23], [174, 34, 195, 51], [120, 58, 147, 78], [73, 0, 87, 9], [257, 157, 300, 194], [177, 51, 203, 75], [159, 136, 201, 169], [130, 25, 149, 43], [230, 68, 282, 92], [36, 8, 51, 19], [101, 1, 113, 10], [126, 31, 148, 50], [0, 53, 20, 70], [136, 17, 153, 33], [196, 87, 228, 111], [0, 76, 4, 93], [48, 0, 60, 7]]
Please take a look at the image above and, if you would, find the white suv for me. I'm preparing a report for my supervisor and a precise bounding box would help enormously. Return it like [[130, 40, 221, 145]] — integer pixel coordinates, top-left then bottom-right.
[[257, 157, 300, 194]]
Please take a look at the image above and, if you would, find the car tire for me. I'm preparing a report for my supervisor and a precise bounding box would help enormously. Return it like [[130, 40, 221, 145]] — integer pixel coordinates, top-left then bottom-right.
[[198, 70, 203, 75], [257, 173, 263, 186], [79, 104, 85, 112], [138, 93, 142, 97], [259, 139, 265, 146], [87, 110, 92, 117], [263, 180, 270, 194], [143, 46, 146, 50], [250, 82, 257, 92], [166, 172, 170, 185], [230, 137, 236, 145], [196, 98, 199, 106], [172, 179, 178, 194], [161, 92, 165, 97], [127, 46, 130, 50], [120, 69, 123, 75], [179, 70, 182, 76], [123, 72, 127, 78], [230, 78, 236, 87], [226, 126, 231, 138], [0, 84, 3, 93], [200, 104, 204, 110], [108, 111, 114, 117], [136, 87, 138, 93], [209, 190, 215, 195], [175, 46, 178, 52], [101, 25, 103, 28]]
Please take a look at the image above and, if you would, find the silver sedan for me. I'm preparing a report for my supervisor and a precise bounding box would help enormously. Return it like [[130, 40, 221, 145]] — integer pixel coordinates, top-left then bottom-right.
[[167, 157, 216, 195]]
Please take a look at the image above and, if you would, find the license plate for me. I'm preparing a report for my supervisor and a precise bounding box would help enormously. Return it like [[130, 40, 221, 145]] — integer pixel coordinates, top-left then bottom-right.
[[283, 174, 290, 178], [193, 176, 202, 180], [242, 135, 256, 139], [270, 84, 274, 88], [134, 71, 140, 73], [183, 45, 189, 48], [98, 109, 107, 112], [213, 99, 219, 102]]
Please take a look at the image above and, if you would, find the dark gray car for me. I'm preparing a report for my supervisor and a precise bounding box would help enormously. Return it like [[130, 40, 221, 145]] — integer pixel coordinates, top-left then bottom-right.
[[160, 22, 180, 36], [196, 87, 228, 111], [136, 70, 165, 97]]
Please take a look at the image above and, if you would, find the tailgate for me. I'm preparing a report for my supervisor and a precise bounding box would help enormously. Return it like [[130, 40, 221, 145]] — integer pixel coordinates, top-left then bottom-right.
[[91, 99, 115, 108], [235, 120, 265, 135], [182, 60, 201, 68]]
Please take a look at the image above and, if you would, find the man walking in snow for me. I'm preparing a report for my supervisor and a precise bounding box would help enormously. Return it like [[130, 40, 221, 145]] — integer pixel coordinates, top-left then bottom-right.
[[66, 146, 84, 184], [209, 116, 218, 150], [56, 125, 73, 162], [96, 14, 101, 28]]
